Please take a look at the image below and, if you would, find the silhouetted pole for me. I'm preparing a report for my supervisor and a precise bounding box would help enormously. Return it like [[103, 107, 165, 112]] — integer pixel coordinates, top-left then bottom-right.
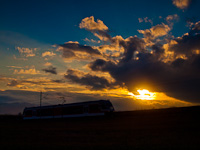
[[40, 91, 42, 107]]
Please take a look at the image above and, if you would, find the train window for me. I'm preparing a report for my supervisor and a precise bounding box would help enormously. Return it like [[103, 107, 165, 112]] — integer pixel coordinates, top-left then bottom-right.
[[54, 107, 62, 116], [63, 105, 83, 115], [41, 108, 53, 116], [101, 103, 108, 109], [36, 109, 41, 117], [24, 110, 32, 116], [84, 106, 88, 113], [89, 104, 101, 113], [32, 110, 37, 116]]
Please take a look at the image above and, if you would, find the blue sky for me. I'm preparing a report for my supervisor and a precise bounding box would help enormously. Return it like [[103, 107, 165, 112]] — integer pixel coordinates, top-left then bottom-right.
[[1, 0, 200, 114], [1, 0, 200, 44]]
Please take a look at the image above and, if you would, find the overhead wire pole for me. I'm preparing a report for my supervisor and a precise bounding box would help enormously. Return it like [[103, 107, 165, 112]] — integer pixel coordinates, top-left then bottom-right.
[[40, 91, 42, 107], [39, 91, 42, 119]]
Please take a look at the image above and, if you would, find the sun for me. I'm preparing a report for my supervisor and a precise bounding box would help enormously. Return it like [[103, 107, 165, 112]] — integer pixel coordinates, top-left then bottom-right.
[[129, 89, 156, 100]]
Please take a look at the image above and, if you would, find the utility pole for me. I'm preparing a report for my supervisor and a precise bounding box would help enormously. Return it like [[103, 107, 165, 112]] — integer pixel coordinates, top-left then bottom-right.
[[40, 91, 42, 107]]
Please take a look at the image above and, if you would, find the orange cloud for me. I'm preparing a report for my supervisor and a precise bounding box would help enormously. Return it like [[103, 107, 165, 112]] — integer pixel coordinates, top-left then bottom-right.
[[138, 23, 171, 40], [44, 62, 52, 66], [79, 16, 111, 41], [84, 38, 100, 43], [172, 0, 191, 9], [79, 16, 108, 31], [138, 23, 171, 47], [138, 17, 153, 25], [16, 47, 36, 57], [42, 51, 56, 57], [166, 14, 179, 22], [14, 68, 40, 75]]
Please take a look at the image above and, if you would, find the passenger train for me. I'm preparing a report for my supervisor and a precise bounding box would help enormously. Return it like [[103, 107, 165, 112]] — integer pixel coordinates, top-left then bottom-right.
[[23, 100, 114, 120]]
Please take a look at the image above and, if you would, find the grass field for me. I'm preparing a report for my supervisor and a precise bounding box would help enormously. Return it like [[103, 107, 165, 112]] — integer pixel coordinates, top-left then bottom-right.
[[1, 106, 200, 150]]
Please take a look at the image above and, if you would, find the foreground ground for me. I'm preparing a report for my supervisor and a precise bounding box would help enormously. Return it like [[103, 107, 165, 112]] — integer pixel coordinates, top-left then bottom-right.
[[1, 106, 200, 150]]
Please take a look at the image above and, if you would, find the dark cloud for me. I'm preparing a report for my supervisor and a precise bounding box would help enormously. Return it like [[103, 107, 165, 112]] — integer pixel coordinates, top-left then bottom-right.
[[115, 36, 145, 63], [170, 34, 200, 56], [59, 42, 101, 59], [6, 78, 61, 89], [151, 43, 165, 58], [7, 80, 19, 86], [64, 69, 119, 90], [61, 49, 76, 59], [89, 59, 116, 72], [42, 66, 57, 75], [89, 52, 200, 102], [51, 79, 65, 83], [87, 21, 200, 103], [56, 17, 200, 103]]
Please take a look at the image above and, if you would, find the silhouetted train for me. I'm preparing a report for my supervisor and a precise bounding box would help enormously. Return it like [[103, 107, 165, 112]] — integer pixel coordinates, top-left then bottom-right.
[[23, 100, 114, 120]]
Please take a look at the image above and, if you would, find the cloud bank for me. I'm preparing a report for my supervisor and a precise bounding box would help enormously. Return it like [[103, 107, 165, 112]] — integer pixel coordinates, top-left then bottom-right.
[[58, 16, 200, 103]]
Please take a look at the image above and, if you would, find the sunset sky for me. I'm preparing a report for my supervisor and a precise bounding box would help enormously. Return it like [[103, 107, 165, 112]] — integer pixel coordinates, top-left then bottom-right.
[[1, 0, 200, 114]]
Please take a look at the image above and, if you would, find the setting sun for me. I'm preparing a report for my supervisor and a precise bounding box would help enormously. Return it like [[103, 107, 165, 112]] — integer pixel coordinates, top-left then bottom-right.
[[134, 89, 156, 100]]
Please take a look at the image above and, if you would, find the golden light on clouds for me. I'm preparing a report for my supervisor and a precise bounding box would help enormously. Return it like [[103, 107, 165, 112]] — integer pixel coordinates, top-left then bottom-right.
[[14, 68, 40, 75], [129, 89, 156, 100], [128, 89, 191, 107]]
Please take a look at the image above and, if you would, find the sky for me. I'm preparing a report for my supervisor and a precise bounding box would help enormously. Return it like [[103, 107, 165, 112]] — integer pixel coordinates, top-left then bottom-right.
[[1, 0, 200, 114]]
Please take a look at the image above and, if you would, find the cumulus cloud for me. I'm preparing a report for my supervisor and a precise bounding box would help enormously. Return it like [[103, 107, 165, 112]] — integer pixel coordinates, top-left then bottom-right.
[[79, 16, 111, 41], [14, 67, 40, 75], [86, 19, 200, 103], [16, 47, 37, 57], [79, 16, 108, 31], [58, 17, 143, 62], [54, 16, 200, 103], [138, 23, 171, 41], [42, 66, 57, 75], [172, 0, 191, 9], [42, 51, 56, 57]]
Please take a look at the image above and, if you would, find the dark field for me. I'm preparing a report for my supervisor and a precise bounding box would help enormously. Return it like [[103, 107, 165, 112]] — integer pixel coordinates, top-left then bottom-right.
[[1, 106, 200, 150]]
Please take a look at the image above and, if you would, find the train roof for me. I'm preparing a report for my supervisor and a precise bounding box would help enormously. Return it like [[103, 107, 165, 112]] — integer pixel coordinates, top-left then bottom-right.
[[24, 100, 111, 110]]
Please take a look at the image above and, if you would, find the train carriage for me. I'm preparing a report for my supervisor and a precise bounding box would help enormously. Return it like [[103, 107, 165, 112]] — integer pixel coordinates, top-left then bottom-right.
[[23, 100, 114, 120]]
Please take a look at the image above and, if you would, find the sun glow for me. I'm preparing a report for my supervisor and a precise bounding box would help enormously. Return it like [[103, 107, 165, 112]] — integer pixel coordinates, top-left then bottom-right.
[[129, 89, 156, 100], [135, 89, 156, 100]]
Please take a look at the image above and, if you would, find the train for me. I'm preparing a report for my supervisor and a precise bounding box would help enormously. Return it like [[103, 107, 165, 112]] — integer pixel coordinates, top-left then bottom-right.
[[23, 100, 114, 120]]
